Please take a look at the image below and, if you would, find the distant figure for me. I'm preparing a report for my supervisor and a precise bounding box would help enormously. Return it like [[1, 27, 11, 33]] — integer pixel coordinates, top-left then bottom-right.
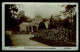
[[38, 19, 46, 30]]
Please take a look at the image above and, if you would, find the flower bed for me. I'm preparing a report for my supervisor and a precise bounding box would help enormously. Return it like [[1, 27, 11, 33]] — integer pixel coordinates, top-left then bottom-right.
[[34, 28, 72, 42]]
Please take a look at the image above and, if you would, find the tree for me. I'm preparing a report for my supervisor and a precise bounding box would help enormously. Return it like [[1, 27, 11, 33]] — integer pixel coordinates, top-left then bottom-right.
[[65, 5, 76, 22], [12, 10, 32, 32], [62, 16, 71, 28], [48, 15, 55, 29], [5, 4, 18, 30], [65, 5, 76, 29], [17, 10, 32, 24], [5, 4, 32, 32], [65, 5, 76, 42]]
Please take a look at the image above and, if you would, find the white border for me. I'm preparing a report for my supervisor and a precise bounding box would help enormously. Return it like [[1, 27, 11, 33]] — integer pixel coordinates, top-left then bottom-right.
[[2, 2, 79, 51]]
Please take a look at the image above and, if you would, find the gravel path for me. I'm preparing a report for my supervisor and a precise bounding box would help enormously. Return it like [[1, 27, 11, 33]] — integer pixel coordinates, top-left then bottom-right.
[[9, 34, 51, 47]]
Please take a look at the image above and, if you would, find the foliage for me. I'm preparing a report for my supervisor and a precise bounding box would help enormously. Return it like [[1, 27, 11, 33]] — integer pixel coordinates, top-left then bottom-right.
[[5, 4, 32, 31], [5, 4, 18, 30], [48, 15, 55, 29]]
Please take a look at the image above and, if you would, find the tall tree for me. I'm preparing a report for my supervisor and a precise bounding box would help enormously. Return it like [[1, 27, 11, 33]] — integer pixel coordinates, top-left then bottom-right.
[[65, 5, 76, 23], [5, 4, 18, 30], [65, 5, 76, 42], [48, 15, 55, 29]]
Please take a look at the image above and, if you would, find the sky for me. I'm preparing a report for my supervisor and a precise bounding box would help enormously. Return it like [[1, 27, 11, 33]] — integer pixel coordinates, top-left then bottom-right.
[[16, 3, 66, 19]]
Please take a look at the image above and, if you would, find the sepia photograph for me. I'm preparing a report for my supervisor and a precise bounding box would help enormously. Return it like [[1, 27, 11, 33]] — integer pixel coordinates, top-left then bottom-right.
[[2, 2, 78, 51]]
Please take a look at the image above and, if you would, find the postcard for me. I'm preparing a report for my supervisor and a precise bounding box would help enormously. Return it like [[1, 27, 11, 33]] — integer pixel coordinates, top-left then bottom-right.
[[2, 2, 79, 51]]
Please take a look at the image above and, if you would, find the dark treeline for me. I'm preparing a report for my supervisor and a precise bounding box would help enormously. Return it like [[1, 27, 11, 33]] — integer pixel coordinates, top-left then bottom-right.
[[5, 4, 76, 33]]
